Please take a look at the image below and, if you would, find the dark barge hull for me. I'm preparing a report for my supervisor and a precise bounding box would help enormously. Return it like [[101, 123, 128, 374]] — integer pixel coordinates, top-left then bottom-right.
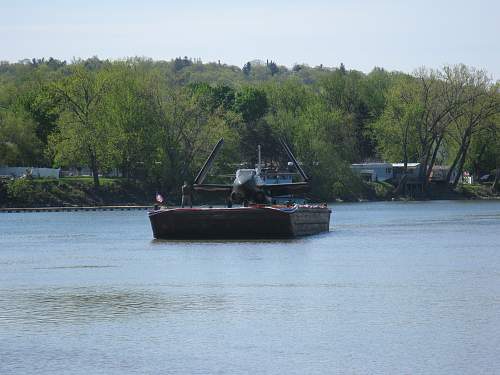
[[149, 205, 331, 239]]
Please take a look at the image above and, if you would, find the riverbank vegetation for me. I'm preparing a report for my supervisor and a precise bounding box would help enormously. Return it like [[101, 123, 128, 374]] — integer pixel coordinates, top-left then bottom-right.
[[0, 177, 151, 208], [1, 177, 497, 208], [0, 57, 499, 205]]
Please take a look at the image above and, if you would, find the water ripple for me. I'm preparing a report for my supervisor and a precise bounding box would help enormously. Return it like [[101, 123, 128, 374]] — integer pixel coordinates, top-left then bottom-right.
[[0, 288, 227, 326]]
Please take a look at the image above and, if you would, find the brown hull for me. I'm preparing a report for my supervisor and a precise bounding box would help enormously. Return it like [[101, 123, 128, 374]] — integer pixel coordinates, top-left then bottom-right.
[[149, 205, 331, 239]]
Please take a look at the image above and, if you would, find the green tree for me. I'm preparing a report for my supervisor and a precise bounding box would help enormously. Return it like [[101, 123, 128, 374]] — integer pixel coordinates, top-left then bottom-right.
[[443, 66, 500, 186], [339, 63, 346, 75], [0, 109, 42, 165], [268, 61, 279, 76], [233, 86, 268, 123], [232, 86, 272, 162], [49, 66, 116, 188], [103, 65, 161, 180], [372, 74, 421, 170], [318, 69, 380, 160], [242, 62, 252, 77], [18, 83, 59, 148]]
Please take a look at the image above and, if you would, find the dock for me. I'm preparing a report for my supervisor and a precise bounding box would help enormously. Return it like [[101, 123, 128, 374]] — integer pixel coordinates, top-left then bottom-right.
[[0, 205, 153, 213]]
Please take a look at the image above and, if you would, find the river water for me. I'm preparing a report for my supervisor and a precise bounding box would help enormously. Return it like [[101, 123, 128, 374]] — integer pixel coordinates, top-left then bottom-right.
[[1, 200, 499, 374]]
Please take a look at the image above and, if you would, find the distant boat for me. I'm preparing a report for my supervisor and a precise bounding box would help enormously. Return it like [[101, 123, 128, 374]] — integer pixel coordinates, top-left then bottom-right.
[[149, 204, 331, 240]]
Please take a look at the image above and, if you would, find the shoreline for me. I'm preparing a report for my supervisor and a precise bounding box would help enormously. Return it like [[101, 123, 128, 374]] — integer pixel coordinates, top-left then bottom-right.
[[0, 205, 152, 213], [1, 178, 498, 210], [2, 196, 500, 213], [350, 195, 500, 203]]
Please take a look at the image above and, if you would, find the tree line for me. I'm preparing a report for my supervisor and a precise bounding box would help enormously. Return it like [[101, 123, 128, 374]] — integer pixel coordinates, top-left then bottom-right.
[[0, 57, 499, 199]]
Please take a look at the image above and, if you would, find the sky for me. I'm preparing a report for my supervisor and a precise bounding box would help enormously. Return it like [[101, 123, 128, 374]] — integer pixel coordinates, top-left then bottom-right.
[[1, 0, 499, 78]]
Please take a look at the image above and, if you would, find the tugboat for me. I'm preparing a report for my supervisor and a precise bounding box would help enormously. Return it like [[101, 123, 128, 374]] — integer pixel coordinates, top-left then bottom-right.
[[149, 139, 331, 239]]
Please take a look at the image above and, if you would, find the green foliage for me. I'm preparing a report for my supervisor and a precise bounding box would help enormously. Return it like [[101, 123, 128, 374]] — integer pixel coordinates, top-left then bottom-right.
[[0, 177, 153, 208], [0, 58, 498, 202], [268, 61, 279, 76], [373, 65, 499, 192], [20, 88, 59, 145], [6, 179, 37, 202], [371, 74, 422, 163], [48, 65, 120, 187], [242, 62, 252, 77], [233, 86, 269, 123], [368, 181, 394, 200], [173, 56, 193, 72], [190, 82, 236, 112], [0, 109, 43, 165]]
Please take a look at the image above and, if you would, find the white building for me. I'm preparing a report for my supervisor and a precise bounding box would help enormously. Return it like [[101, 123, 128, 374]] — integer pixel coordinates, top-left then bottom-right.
[[391, 162, 423, 184], [350, 163, 393, 182]]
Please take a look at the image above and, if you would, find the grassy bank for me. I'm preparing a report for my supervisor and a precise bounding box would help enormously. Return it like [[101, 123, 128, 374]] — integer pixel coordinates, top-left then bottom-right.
[[338, 181, 499, 202], [0, 177, 154, 208]]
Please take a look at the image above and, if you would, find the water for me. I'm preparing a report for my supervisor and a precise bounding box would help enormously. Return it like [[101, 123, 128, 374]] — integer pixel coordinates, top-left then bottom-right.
[[1, 200, 499, 374]]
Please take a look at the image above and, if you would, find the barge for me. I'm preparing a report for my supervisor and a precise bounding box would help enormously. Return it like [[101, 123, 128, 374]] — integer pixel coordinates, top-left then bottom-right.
[[149, 204, 331, 239]]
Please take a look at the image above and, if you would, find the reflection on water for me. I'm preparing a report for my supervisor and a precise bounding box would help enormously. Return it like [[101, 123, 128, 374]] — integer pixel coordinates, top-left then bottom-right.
[[0, 288, 226, 326]]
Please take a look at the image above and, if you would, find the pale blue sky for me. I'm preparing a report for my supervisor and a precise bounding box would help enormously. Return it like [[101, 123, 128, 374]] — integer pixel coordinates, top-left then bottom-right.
[[1, 0, 499, 77]]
